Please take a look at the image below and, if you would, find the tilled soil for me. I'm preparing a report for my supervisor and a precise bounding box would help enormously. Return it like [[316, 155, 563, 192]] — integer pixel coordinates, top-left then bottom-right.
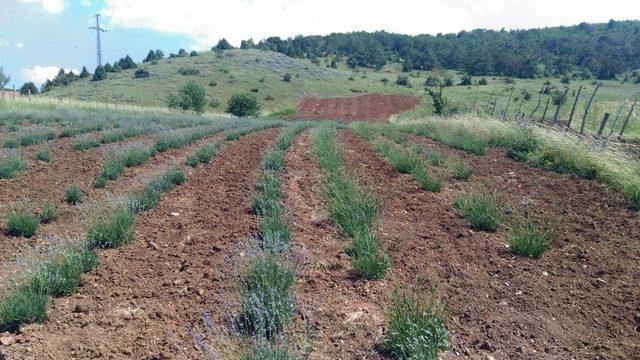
[[282, 133, 387, 358], [2, 129, 279, 359], [294, 94, 420, 122], [0, 133, 225, 280], [338, 130, 640, 359]]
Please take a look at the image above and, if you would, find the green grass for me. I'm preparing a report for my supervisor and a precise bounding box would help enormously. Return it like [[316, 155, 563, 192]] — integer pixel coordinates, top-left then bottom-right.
[[411, 165, 444, 192], [4, 129, 56, 148], [94, 176, 107, 188], [65, 183, 84, 204], [0, 153, 27, 179], [0, 288, 48, 332], [509, 218, 552, 258], [131, 168, 186, 212], [262, 150, 285, 172], [99, 144, 156, 182], [383, 287, 449, 359], [36, 150, 51, 162], [313, 125, 388, 279], [72, 138, 100, 151], [27, 246, 97, 297], [39, 201, 58, 223], [186, 141, 220, 167], [446, 159, 473, 180], [454, 188, 502, 231], [6, 207, 39, 238]]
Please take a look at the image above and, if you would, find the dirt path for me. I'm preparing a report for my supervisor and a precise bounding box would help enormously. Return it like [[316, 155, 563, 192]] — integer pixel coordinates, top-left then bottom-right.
[[401, 133, 640, 359], [2, 129, 279, 359], [282, 132, 387, 359]]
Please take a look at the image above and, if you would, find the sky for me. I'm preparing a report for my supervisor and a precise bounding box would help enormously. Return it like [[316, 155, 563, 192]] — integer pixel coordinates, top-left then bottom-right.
[[0, 0, 639, 88]]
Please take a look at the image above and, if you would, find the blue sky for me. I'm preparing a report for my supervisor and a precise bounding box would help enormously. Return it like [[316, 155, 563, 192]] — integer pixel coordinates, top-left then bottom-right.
[[1, 0, 638, 88]]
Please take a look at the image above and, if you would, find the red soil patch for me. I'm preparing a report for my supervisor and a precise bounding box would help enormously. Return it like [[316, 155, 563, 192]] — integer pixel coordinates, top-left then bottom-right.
[[295, 94, 420, 122]]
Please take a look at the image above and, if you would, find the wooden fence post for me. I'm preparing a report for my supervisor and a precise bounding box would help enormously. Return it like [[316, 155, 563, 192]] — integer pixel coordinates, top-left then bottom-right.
[[527, 86, 547, 122], [541, 97, 550, 123], [566, 85, 583, 129], [579, 82, 602, 135], [552, 87, 569, 126], [472, 85, 480, 115], [618, 95, 638, 139], [502, 86, 514, 120], [596, 113, 610, 136], [603, 99, 629, 146]]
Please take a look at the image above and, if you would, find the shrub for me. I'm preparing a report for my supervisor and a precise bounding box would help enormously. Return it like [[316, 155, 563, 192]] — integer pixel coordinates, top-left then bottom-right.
[[227, 92, 261, 117], [131, 168, 186, 212], [411, 165, 443, 192], [186, 142, 219, 167], [92, 65, 106, 81], [239, 344, 291, 360], [28, 246, 97, 297], [427, 87, 448, 116], [447, 159, 473, 180], [134, 68, 150, 79], [87, 206, 135, 248], [348, 232, 389, 279], [383, 287, 449, 359], [208, 80, 217, 87], [374, 141, 420, 174], [6, 207, 39, 237], [0, 154, 27, 178], [94, 177, 107, 188], [396, 74, 410, 86], [100, 157, 125, 180], [263, 150, 285, 172], [73, 138, 99, 151], [36, 150, 51, 162], [238, 254, 295, 338], [509, 218, 551, 258], [39, 202, 58, 223], [443, 76, 454, 87], [454, 188, 501, 231], [506, 129, 538, 161], [65, 183, 84, 204], [167, 81, 206, 113], [282, 73, 292, 82], [178, 67, 200, 76], [190, 50, 198, 57], [459, 74, 472, 86], [479, 77, 488, 85], [0, 288, 48, 332]]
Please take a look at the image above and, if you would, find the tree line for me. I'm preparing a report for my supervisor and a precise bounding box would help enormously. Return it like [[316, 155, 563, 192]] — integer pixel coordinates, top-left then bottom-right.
[[242, 20, 640, 79]]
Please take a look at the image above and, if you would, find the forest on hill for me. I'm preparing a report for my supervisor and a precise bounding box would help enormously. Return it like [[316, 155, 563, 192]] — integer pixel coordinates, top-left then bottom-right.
[[247, 20, 640, 79]]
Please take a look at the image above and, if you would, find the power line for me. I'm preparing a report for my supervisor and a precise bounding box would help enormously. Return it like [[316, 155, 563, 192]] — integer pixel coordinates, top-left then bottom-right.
[[89, 14, 107, 67]]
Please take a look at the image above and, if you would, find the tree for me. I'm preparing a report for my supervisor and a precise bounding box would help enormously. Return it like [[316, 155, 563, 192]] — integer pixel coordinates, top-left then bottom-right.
[[330, 58, 338, 68], [79, 66, 90, 78], [214, 38, 233, 50], [144, 50, 157, 62], [190, 50, 198, 57], [134, 68, 150, 79], [92, 65, 106, 81], [178, 48, 188, 57], [427, 87, 448, 115], [226, 92, 260, 117], [103, 63, 113, 72], [166, 81, 206, 113], [459, 74, 472, 86], [155, 49, 164, 59], [117, 55, 137, 70], [0, 67, 10, 89], [19, 82, 38, 95], [240, 39, 255, 49]]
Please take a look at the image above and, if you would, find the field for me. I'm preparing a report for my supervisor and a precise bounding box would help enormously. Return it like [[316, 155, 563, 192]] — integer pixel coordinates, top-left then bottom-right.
[[0, 91, 639, 359], [36, 49, 640, 139]]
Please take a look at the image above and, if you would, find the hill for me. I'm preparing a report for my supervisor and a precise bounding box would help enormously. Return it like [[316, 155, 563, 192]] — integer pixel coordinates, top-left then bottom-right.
[[42, 49, 414, 114]]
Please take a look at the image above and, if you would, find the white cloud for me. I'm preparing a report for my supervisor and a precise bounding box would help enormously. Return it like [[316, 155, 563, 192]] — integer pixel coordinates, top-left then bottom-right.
[[0, 38, 8, 47], [17, 0, 64, 14], [15, 42, 24, 48], [21, 65, 78, 86], [102, 0, 640, 49], [80, 0, 91, 6]]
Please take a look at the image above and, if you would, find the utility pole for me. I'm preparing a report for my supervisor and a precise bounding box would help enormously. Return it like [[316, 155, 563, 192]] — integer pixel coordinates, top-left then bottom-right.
[[90, 14, 107, 67]]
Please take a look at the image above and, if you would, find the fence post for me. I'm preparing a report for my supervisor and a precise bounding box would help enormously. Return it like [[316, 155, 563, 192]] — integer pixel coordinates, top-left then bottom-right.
[[603, 99, 629, 146], [566, 85, 583, 129], [502, 86, 514, 120], [552, 87, 569, 126], [618, 95, 637, 139], [596, 113, 610, 136], [540, 97, 550, 123], [472, 85, 480, 114], [579, 82, 602, 135]]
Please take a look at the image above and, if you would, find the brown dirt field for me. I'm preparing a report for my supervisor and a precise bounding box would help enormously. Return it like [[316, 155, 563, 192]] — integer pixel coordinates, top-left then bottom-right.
[[1, 129, 278, 359], [0, 133, 224, 275], [294, 94, 420, 122], [282, 133, 387, 358], [337, 129, 640, 359]]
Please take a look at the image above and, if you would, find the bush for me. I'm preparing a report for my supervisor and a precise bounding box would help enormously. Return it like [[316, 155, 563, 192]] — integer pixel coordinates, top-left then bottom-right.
[[73, 138, 99, 151], [443, 76, 454, 87], [348, 232, 389, 279], [447, 159, 473, 180], [506, 129, 538, 161], [178, 67, 200, 76], [0, 288, 48, 332], [396, 74, 410, 86], [167, 81, 206, 113], [459, 74, 472, 85], [36, 150, 51, 162], [427, 87, 448, 116], [454, 188, 502, 231], [0, 155, 27, 178], [227, 92, 261, 117], [28, 246, 97, 297], [383, 287, 449, 359], [509, 218, 551, 258], [94, 177, 107, 188], [411, 165, 443, 192], [479, 77, 488, 85], [134, 68, 150, 79], [6, 207, 39, 237], [131, 168, 186, 211], [208, 80, 217, 87], [92, 65, 106, 81], [186, 142, 219, 167], [282, 73, 292, 82], [87, 206, 135, 248], [65, 183, 84, 204], [39, 202, 58, 223]]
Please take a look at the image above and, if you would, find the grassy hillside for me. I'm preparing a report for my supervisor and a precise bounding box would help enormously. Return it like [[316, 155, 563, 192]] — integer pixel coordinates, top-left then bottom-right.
[[43, 49, 414, 114]]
